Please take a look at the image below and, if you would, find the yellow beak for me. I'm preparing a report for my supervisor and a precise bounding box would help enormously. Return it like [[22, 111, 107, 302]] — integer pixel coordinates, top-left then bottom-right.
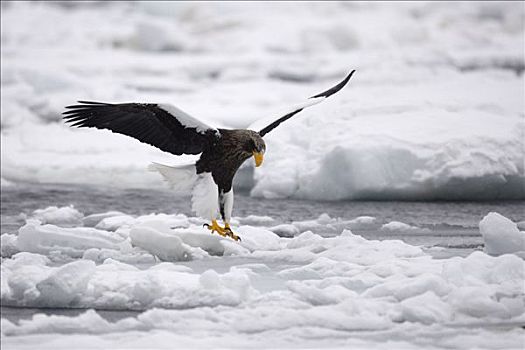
[[253, 151, 264, 167]]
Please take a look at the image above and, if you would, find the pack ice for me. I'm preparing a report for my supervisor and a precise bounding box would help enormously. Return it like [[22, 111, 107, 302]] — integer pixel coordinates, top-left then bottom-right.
[[1, 206, 524, 349]]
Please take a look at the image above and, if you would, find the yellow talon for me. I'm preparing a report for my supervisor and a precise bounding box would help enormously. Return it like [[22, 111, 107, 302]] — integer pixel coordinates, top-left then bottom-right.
[[204, 219, 227, 237], [224, 223, 241, 241], [204, 220, 241, 241]]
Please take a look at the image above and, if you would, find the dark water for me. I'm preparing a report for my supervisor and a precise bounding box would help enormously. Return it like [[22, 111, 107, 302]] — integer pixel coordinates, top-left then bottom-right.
[[1, 183, 524, 323], [2, 182, 524, 233]]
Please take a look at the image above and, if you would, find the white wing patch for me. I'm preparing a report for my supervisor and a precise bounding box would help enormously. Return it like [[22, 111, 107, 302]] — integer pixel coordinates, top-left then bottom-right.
[[247, 96, 325, 132], [158, 103, 219, 135], [191, 172, 219, 220]]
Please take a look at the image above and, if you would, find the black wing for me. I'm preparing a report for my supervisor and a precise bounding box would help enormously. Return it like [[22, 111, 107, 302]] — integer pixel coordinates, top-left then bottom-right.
[[63, 101, 220, 155], [257, 70, 355, 137]]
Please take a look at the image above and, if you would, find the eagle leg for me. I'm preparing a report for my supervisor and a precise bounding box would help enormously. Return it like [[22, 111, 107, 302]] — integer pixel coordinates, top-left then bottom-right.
[[203, 220, 228, 238], [224, 223, 241, 241]]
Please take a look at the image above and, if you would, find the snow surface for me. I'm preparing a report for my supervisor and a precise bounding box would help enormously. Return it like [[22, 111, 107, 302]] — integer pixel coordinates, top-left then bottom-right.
[[1, 2, 524, 200], [1, 206, 524, 349]]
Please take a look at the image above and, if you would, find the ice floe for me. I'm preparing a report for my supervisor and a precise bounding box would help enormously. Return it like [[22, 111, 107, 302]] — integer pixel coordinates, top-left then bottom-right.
[[1, 207, 524, 348]]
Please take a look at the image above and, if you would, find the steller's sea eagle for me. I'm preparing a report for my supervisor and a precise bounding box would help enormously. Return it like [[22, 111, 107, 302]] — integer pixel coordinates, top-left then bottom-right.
[[63, 70, 355, 241]]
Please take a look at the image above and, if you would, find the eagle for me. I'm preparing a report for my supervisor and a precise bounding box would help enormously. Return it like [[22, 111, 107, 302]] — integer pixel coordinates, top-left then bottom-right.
[[63, 70, 355, 241]]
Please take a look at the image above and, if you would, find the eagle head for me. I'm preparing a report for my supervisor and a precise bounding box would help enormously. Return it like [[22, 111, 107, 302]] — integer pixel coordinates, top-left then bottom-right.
[[243, 131, 266, 167]]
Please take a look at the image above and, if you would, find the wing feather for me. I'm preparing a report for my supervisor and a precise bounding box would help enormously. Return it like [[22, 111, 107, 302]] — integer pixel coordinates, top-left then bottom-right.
[[63, 101, 219, 155], [256, 70, 355, 137]]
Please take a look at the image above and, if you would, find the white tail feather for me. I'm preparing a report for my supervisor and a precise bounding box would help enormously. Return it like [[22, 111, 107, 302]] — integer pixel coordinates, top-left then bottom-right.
[[148, 162, 197, 195], [149, 163, 220, 220]]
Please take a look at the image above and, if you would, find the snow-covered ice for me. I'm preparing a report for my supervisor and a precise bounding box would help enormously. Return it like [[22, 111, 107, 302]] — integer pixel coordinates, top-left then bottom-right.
[[1, 1, 524, 200], [1, 206, 524, 349]]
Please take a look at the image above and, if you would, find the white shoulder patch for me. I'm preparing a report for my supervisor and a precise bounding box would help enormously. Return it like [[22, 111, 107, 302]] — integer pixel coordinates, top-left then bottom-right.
[[158, 103, 219, 135]]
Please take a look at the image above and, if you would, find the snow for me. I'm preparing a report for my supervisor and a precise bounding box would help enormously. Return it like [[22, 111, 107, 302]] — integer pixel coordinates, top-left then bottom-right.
[[1, 2, 523, 201], [2, 206, 525, 348], [479, 212, 525, 256]]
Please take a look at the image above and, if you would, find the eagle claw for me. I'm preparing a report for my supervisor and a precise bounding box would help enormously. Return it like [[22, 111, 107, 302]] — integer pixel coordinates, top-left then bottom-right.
[[224, 226, 241, 241], [204, 220, 241, 241]]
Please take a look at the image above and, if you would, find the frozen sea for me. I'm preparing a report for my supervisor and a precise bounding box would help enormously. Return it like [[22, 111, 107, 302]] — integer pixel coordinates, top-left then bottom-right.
[[1, 184, 524, 341]]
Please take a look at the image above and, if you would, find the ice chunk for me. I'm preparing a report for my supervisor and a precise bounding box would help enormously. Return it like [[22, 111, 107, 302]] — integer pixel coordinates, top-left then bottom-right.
[[0, 233, 20, 257], [381, 221, 426, 232], [447, 287, 511, 319], [17, 222, 124, 258], [479, 212, 525, 256], [268, 224, 300, 237], [82, 247, 157, 265], [287, 280, 358, 305], [397, 291, 453, 325], [83, 211, 126, 227], [363, 273, 451, 301], [345, 216, 377, 229], [237, 226, 282, 251], [28, 205, 83, 227], [36, 260, 96, 307], [171, 228, 225, 256], [129, 226, 194, 261], [96, 215, 136, 231], [237, 215, 276, 226], [3, 253, 51, 303], [134, 213, 191, 230], [291, 214, 379, 235], [2, 253, 256, 310]]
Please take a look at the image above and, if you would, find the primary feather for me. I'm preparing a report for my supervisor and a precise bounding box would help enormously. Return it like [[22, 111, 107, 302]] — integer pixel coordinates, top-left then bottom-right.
[[255, 70, 355, 136], [63, 102, 219, 155]]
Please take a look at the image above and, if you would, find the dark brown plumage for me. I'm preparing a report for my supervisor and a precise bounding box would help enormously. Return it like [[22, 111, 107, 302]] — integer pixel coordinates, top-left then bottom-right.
[[196, 129, 265, 193]]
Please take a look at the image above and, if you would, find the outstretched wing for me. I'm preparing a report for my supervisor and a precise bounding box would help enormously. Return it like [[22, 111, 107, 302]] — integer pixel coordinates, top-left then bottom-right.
[[256, 70, 355, 137], [63, 101, 220, 155]]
